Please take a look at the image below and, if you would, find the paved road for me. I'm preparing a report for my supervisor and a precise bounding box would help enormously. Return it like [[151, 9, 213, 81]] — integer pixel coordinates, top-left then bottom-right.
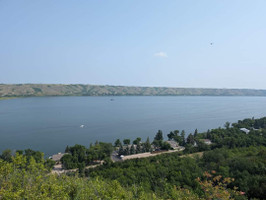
[[111, 147, 185, 162]]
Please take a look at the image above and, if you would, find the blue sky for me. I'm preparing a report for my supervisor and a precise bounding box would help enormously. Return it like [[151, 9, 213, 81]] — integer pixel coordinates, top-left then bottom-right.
[[0, 0, 266, 89]]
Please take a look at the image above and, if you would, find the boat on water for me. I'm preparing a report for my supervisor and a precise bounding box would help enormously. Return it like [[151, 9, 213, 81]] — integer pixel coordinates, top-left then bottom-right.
[[80, 125, 85, 128]]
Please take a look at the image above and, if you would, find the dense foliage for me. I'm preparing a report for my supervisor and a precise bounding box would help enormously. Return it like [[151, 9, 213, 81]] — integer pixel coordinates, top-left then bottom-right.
[[61, 142, 113, 170], [0, 154, 158, 199], [1, 116, 266, 199], [183, 118, 266, 154], [116, 132, 172, 157], [0, 153, 243, 199], [87, 117, 266, 199], [88, 146, 265, 199], [117, 137, 153, 156], [0, 148, 55, 171]]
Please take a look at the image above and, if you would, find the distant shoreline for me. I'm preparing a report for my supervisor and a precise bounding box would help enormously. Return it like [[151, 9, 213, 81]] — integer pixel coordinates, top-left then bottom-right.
[[1, 95, 266, 102], [1, 84, 266, 98]]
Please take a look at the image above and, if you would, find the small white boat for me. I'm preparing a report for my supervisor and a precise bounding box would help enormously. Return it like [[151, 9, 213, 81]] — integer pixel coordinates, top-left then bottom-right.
[[80, 125, 85, 128]]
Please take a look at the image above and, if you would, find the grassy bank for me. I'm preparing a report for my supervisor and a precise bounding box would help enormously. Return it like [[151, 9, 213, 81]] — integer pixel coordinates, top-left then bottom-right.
[[0, 97, 17, 100]]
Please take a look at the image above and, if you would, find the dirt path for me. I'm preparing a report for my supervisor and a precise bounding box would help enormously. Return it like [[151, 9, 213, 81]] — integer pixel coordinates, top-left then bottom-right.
[[51, 162, 103, 175]]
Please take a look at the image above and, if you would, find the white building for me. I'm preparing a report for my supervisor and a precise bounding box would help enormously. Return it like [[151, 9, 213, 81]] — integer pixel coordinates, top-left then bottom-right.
[[202, 139, 212, 145], [166, 140, 179, 150], [240, 128, 250, 134]]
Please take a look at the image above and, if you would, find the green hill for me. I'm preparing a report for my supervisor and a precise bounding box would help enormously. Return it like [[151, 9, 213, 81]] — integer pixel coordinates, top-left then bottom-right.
[[1, 84, 266, 98]]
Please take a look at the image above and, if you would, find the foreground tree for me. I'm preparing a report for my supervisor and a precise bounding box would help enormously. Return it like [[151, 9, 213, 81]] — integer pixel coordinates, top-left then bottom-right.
[[224, 121, 231, 129], [194, 129, 198, 137], [114, 139, 122, 147], [153, 130, 164, 148], [144, 137, 151, 152], [123, 139, 130, 145], [187, 133, 195, 145], [133, 137, 141, 145], [0, 149, 12, 162], [180, 130, 186, 145], [167, 130, 182, 143], [197, 171, 244, 200], [154, 130, 163, 141]]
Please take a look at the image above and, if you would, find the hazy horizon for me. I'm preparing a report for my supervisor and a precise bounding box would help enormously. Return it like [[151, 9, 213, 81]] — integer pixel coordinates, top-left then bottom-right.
[[1, 1, 266, 89]]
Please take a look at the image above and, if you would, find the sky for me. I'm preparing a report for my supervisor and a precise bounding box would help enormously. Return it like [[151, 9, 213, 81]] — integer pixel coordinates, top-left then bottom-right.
[[0, 0, 266, 89]]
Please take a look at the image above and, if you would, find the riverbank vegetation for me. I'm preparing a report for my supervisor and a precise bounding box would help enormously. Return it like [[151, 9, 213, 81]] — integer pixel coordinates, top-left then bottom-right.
[[61, 142, 113, 171], [0, 116, 266, 199], [0, 97, 16, 100]]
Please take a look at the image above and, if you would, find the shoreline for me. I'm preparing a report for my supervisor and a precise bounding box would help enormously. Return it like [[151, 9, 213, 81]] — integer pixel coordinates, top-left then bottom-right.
[[0, 97, 17, 100]]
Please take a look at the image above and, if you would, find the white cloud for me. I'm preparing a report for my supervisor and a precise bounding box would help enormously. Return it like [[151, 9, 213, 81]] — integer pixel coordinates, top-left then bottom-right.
[[154, 52, 168, 58]]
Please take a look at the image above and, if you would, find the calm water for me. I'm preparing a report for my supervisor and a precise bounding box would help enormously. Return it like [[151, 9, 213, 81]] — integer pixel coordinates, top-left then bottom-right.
[[0, 96, 266, 156]]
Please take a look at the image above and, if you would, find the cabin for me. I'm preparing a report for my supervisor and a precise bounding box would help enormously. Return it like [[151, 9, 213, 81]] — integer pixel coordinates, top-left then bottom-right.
[[166, 140, 179, 150], [240, 128, 250, 134], [201, 139, 212, 145], [49, 152, 66, 164]]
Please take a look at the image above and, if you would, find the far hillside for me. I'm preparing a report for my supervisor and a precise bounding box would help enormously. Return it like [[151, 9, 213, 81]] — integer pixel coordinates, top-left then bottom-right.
[[1, 84, 266, 98]]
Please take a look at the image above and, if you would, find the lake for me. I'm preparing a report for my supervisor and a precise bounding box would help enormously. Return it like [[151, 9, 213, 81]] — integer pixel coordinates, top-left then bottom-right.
[[0, 96, 266, 156]]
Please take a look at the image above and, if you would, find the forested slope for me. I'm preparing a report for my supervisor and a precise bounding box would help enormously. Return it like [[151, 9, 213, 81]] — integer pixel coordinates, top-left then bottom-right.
[[1, 117, 266, 199], [0, 152, 246, 200]]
